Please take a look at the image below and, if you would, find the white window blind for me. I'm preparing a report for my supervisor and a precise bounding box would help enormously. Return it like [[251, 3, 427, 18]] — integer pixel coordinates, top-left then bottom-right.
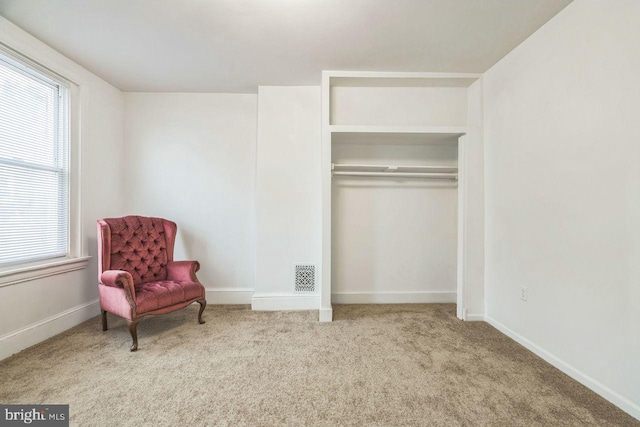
[[0, 51, 70, 267]]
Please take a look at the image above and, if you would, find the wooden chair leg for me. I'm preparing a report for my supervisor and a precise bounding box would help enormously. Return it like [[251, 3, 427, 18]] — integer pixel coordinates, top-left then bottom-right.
[[101, 310, 108, 331], [126, 318, 142, 352], [197, 299, 206, 324]]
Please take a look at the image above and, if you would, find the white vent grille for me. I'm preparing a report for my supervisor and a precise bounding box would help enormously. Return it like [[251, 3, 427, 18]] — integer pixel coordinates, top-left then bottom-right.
[[294, 264, 316, 292]]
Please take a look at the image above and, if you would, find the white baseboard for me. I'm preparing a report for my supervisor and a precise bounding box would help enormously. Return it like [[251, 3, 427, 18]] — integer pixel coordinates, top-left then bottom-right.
[[251, 293, 320, 311], [319, 307, 333, 322], [205, 288, 253, 304], [0, 299, 100, 361], [485, 315, 640, 421], [464, 313, 485, 321], [332, 291, 456, 304]]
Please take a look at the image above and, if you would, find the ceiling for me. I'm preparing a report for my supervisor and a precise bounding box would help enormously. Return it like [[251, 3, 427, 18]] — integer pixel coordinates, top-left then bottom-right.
[[0, 0, 572, 93]]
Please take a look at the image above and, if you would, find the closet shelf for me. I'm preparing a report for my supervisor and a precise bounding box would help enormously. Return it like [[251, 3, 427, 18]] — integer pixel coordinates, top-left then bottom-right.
[[330, 126, 470, 146], [332, 163, 458, 180], [330, 125, 470, 135], [332, 163, 457, 172]]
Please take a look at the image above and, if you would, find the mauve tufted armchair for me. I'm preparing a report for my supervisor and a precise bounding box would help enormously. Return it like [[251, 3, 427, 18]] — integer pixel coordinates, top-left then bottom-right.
[[97, 216, 206, 351]]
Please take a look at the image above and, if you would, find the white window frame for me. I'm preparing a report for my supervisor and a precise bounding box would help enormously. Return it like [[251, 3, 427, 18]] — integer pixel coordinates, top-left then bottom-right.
[[0, 45, 88, 288]]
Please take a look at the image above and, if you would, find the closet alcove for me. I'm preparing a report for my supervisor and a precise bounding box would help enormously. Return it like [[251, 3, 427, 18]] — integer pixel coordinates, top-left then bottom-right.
[[320, 72, 483, 322]]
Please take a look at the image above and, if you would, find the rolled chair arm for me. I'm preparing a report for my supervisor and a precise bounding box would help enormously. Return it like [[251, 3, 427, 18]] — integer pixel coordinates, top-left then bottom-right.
[[166, 261, 200, 282], [100, 270, 136, 305]]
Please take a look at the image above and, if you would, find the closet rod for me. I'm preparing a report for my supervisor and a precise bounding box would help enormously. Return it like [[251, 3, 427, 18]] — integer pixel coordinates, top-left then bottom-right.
[[332, 171, 458, 180]]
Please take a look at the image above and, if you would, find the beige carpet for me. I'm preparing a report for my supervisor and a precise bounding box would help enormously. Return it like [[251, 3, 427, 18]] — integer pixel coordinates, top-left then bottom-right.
[[0, 304, 636, 426]]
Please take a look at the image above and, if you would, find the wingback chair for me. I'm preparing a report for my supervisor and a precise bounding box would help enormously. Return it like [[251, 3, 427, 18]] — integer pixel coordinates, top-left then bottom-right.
[[97, 215, 206, 351]]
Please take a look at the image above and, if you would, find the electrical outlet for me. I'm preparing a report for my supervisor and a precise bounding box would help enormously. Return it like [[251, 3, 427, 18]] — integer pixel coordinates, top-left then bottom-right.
[[520, 286, 528, 302]]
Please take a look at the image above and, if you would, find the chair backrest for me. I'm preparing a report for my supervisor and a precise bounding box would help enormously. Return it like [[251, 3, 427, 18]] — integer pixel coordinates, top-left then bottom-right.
[[97, 216, 177, 287]]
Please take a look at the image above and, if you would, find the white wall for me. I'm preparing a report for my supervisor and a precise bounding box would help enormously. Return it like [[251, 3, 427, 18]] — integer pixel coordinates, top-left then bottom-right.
[[332, 143, 458, 303], [484, 0, 640, 418], [254, 86, 321, 310], [331, 86, 468, 126], [123, 93, 257, 304], [0, 16, 125, 359]]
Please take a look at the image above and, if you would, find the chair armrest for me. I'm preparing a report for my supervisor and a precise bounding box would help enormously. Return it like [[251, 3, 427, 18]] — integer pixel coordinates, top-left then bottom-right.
[[100, 270, 136, 305], [166, 261, 200, 282]]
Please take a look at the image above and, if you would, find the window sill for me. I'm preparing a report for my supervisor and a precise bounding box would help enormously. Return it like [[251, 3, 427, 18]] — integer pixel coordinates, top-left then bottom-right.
[[0, 256, 91, 288]]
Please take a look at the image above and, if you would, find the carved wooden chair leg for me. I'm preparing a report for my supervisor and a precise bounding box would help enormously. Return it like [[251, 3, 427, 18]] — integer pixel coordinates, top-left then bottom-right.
[[126, 318, 142, 352], [101, 310, 108, 331], [197, 299, 206, 324]]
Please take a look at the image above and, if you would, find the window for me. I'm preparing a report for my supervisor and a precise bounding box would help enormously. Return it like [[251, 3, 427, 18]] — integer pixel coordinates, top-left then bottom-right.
[[0, 51, 70, 267]]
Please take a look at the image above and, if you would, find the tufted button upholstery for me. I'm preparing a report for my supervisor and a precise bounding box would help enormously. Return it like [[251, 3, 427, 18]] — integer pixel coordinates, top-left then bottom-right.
[[135, 280, 204, 314], [104, 216, 168, 287]]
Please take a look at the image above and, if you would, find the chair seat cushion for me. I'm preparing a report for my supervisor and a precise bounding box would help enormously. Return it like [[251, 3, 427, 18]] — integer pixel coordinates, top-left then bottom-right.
[[135, 280, 204, 314]]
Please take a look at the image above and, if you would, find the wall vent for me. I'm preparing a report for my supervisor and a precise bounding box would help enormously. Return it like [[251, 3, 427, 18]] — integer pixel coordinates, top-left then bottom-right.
[[294, 264, 316, 293]]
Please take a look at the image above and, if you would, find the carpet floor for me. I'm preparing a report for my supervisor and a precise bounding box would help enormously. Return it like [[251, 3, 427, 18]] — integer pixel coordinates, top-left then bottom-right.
[[0, 304, 636, 426]]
